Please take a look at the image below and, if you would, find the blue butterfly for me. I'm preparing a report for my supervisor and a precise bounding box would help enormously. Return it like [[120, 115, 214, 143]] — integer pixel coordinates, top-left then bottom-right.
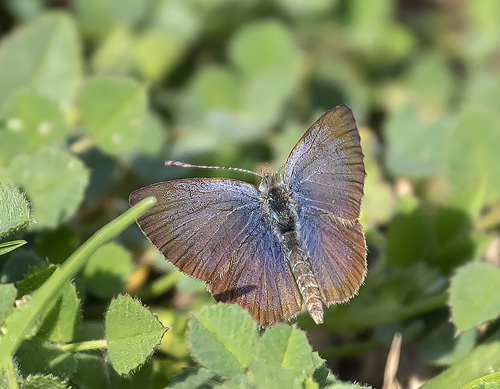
[[130, 105, 366, 326]]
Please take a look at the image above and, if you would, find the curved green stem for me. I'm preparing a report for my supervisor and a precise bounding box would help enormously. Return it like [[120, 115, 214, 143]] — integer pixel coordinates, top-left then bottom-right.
[[0, 197, 156, 370]]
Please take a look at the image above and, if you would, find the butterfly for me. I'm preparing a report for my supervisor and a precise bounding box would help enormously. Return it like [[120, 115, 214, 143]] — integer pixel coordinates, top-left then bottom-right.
[[129, 105, 367, 326]]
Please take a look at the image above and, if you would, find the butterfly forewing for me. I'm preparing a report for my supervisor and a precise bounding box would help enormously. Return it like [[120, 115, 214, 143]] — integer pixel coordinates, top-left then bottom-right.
[[284, 105, 365, 220], [129, 178, 302, 326]]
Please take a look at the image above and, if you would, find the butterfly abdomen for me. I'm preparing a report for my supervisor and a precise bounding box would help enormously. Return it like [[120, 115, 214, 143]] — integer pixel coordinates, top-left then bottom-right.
[[281, 232, 324, 324]]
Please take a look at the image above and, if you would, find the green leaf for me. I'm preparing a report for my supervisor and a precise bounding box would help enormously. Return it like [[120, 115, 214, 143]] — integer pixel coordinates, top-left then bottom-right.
[[83, 242, 133, 299], [169, 367, 222, 389], [461, 371, 500, 389], [386, 196, 434, 267], [105, 294, 167, 375], [242, 70, 295, 130], [385, 102, 453, 177], [446, 105, 500, 203], [0, 283, 17, 323], [420, 325, 477, 366], [6, 148, 89, 229], [248, 361, 303, 389], [183, 65, 241, 121], [229, 20, 301, 78], [360, 128, 396, 227], [276, 0, 337, 18], [0, 91, 68, 165], [0, 12, 82, 107], [77, 76, 147, 155], [0, 197, 156, 370], [0, 249, 44, 283], [16, 337, 77, 379], [20, 374, 68, 389], [16, 264, 81, 343], [133, 30, 184, 82], [248, 324, 315, 388], [0, 185, 33, 237], [312, 352, 337, 387], [134, 112, 167, 156], [16, 264, 57, 297], [150, 0, 200, 44], [188, 304, 258, 377], [90, 26, 134, 75], [72, 352, 155, 389], [421, 329, 500, 389], [449, 262, 500, 333], [34, 226, 81, 265], [403, 53, 455, 111], [0, 240, 27, 256], [255, 324, 314, 376]]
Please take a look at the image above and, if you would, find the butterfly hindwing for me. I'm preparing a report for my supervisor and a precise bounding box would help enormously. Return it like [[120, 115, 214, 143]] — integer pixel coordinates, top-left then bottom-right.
[[129, 178, 302, 325], [298, 210, 366, 305]]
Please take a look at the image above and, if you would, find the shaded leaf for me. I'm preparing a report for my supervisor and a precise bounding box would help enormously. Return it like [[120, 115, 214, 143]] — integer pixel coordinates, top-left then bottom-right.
[[16, 337, 77, 379], [0, 249, 44, 283], [83, 242, 133, 299]]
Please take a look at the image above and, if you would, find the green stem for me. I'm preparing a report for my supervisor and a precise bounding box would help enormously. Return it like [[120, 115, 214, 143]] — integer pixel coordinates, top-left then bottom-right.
[[138, 271, 182, 299], [2, 357, 19, 389], [56, 339, 107, 353], [0, 197, 155, 370]]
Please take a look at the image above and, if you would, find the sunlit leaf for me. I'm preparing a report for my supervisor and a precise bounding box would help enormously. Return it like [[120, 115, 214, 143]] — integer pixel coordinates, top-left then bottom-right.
[[0, 12, 82, 107], [77, 76, 147, 155], [6, 148, 89, 229]]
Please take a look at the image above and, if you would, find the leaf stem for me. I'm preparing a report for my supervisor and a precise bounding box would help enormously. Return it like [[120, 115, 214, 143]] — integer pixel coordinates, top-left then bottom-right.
[[56, 339, 108, 352], [0, 197, 155, 370]]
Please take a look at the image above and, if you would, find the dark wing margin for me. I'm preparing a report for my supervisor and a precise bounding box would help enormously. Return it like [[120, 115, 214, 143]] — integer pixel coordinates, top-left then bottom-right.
[[129, 178, 302, 326], [284, 104, 366, 220]]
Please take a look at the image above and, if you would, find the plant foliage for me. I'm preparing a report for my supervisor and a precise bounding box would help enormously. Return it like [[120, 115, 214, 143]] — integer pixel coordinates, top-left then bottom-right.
[[0, 1, 500, 388]]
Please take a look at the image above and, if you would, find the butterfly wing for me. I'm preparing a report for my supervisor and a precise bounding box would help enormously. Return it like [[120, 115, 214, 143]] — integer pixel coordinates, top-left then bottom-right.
[[284, 105, 367, 305], [298, 212, 366, 304], [284, 105, 365, 219], [129, 178, 302, 325]]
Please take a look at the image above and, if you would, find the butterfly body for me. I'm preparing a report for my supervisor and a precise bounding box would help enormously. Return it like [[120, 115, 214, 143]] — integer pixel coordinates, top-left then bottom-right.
[[259, 172, 324, 324], [130, 105, 367, 326]]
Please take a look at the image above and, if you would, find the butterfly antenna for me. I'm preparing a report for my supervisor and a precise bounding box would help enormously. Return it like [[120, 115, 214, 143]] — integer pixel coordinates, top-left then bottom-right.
[[165, 160, 264, 178]]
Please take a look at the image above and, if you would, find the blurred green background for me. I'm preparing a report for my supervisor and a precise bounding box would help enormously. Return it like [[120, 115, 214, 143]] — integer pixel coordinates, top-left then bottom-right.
[[1, 0, 500, 387]]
